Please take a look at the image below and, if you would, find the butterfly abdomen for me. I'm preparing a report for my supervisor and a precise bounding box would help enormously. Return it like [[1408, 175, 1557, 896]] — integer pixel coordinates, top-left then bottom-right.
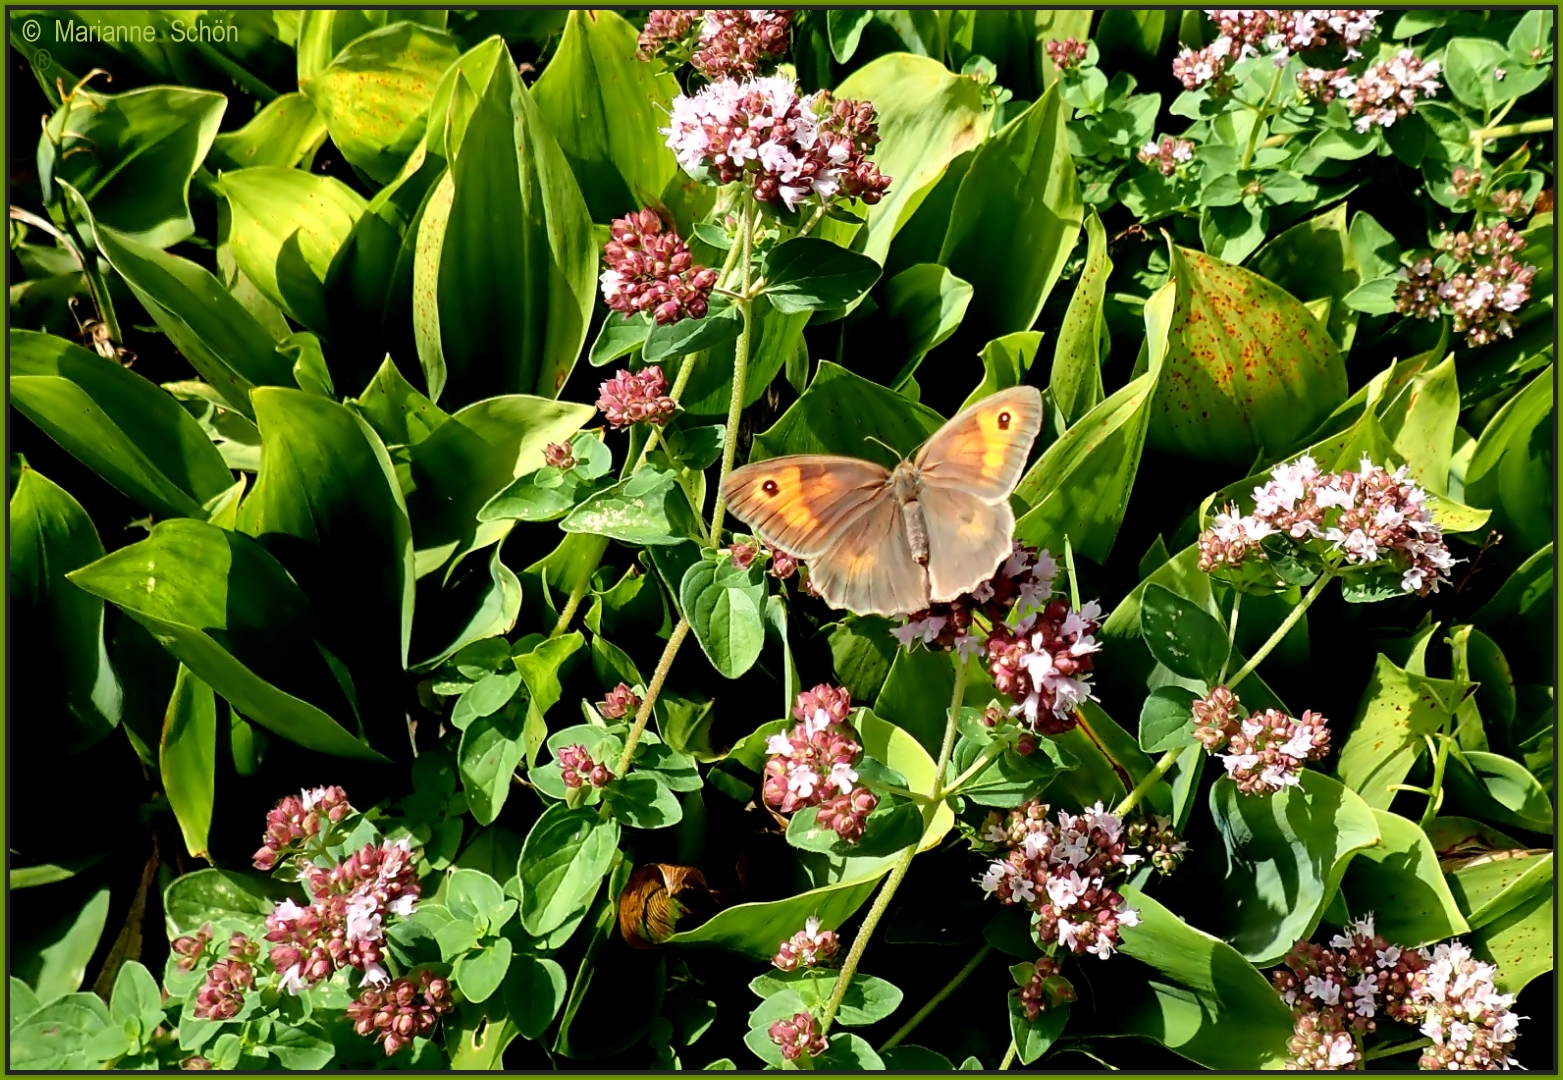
[[902, 499, 930, 566]]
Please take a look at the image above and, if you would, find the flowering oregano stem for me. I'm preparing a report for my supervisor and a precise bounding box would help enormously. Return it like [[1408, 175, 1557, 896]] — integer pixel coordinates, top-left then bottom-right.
[[944, 738, 1007, 797], [1238, 64, 1286, 171], [1226, 571, 1333, 691], [550, 536, 609, 638], [614, 617, 691, 777], [880, 943, 994, 1050], [1113, 745, 1185, 817], [998, 1039, 1018, 1070], [819, 656, 967, 1036], [707, 196, 757, 544], [1473, 116, 1552, 142], [1216, 590, 1242, 685]]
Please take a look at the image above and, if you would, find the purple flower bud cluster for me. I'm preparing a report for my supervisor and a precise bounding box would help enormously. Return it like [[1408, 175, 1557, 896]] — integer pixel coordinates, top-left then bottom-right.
[[894, 543, 1060, 656], [762, 684, 880, 843], [345, 969, 454, 1057], [1333, 49, 1441, 132], [1396, 222, 1537, 347], [769, 1010, 828, 1061], [193, 936, 257, 1021], [1137, 136, 1194, 176], [252, 785, 351, 870], [1198, 454, 1457, 596], [690, 10, 793, 80], [635, 10, 700, 64], [1297, 65, 1349, 103], [1174, 10, 1380, 92], [984, 599, 1103, 736], [598, 682, 642, 720], [1017, 955, 1077, 1020], [663, 77, 890, 211], [264, 838, 420, 993], [601, 210, 718, 327], [766, 542, 800, 580], [597, 366, 678, 429], [772, 915, 839, 971], [1124, 815, 1190, 876], [1045, 37, 1090, 72], [977, 801, 1143, 960], [171, 924, 214, 972], [557, 744, 613, 789], [1195, 686, 1332, 795], [1449, 166, 1484, 199], [1273, 919, 1521, 1070]]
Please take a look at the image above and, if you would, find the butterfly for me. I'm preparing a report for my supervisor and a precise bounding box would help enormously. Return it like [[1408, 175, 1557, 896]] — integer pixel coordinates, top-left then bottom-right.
[[721, 385, 1044, 617]]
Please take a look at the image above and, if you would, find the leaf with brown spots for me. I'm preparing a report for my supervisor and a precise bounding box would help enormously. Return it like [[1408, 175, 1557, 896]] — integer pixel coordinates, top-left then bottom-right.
[[1149, 244, 1348, 465]]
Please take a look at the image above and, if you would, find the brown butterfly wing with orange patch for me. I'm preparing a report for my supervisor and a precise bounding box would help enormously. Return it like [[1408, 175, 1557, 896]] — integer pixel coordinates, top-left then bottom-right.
[[806, 491, 931, 616], [914, 387, 1042, 601], [722, 455, 890, 559]]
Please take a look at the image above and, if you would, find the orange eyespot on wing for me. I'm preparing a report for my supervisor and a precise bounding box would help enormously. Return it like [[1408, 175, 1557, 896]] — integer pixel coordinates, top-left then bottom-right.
[[721, 455, 891, 559], [914, 385, 1043, 503]]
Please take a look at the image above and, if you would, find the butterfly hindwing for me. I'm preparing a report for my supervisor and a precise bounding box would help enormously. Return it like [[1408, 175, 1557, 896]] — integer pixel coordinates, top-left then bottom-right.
[[914, 385, 1043, 503], [918, 485, 1016, 603], [807, 492, 931, 617], [721, 455, 890, 559]]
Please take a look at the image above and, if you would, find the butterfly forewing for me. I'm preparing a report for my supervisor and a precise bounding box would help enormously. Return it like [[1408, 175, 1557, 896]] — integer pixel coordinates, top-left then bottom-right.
[[914, 386, 1044, 503], [919, 485, 1016, 602], [722, 455, 890, 559], [807, 494, 930, 617]]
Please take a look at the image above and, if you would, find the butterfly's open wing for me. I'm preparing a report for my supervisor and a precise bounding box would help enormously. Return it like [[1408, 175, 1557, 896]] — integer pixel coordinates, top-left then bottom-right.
[[919, 485, 1016, 603], [807, 494, 931, 617], [722, 455, 890, 559], [914, 386, 1044, 503]]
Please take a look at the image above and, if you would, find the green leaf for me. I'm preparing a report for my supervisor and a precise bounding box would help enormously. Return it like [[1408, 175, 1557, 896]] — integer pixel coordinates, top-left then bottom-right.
[[1340, 809, 1469, 946], [743, 991, 809, 1067], [163, 868, 298, 939], [561, 466, 702, 546], [298, 22, 462, 184], [1207, 771, 1380, 964], [452, 672, 522, 731], [513, 631, 585, 767], [1140, 584, 1227, 684], [10, 976, 42, 1028], [762, 239, 882, 314], [1139, 686, 1199, 754], [833, 54, 990, 264], [8, 466, 122, 752], [1471, 888, 1552, 994], [824, 617, 899, 704], [411, 546, 523, 672], [1250, 204, 1362, 354], [1148, 244, 1348, 464], [1443, 37, 1538, 110], [1443, 751, 1553, 835], [41, 86, 224, 247], [750, 360, 945, 468], [67, 520, 383, 760], [455, 936, 513, 1004], [1465, 365, 1553, 558], [676, 296, 810, 418], [406, 394, 595, 569], [642, 303, 744, 365], [1446, 849, 1551, 929], [457, 697, 526, 825], [265, 1024, 335, 1069], [217, 167, 366, 337], [1013, 281, 1170, 561], [207, 93, 326, 172], [605, 772, 684, 830], [75, 198, 294, 417], [8, 993, 112, 1069], [870, 263, 974, 386], [235, 388, 415, 739], [746, 969, 902, 1027], [1051, 211, 1111, 426], [351, 356, 450, 447], [1096, 884, 1293, 1069], [416, 46, 594, 405], [14, 887, 111, 1004], [1337, 654, 1468, 809], [1010, 994, 1068, 1065], [532, 9, 679, 220], [964, 331, 1045, 411], [787, 798, 923, 856], [680, 557, 767, 679], [160, 665, 217, 860], [818, 1033, 887, 1069], [517, 805, 620, 938], [939, 84, 1083, 345], [109, 961, 163, 1039], [588, 313, 652, 367], [1380, 352, 1461, 496], [9, 331, 231, 518], [668, 712, 952, 956]]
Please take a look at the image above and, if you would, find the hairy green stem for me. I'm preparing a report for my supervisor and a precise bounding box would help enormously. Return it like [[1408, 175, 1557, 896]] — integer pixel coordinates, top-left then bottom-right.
[[1114, 744, 1185, 817], [1217, 590, 1242, 685], [820, 657, 966, 1036], [707, 197, 756, 544], [880, 943, 994, 1050], [944, 738, 1006, 797], [614, 617, 690, 776], [550, 540, 606, 639], [999, 1040, 1018, 1070], [1474, 115, 1551, 141], [1239, 64, 1286, 171], [1227, 571, 1332, 691]]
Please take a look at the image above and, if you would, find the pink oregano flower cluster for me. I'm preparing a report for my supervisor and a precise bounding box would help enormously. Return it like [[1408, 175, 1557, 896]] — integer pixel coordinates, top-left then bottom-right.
[[769, 1011, 828, 1062], [1174, 10, 1381, 92], [345, 970, 455, 1057], [597, 365, 677, 429], [1045, 37, 1090, 72], [772, 915, 840, 971], [598, 681, 642, 720], [1016, 955, 1076, 1020], [1331, 49, 1442, 131], [600, 209, 717, 327], [253, 784, 350, 870], [977, 801, 1143, 959], [1274, 917, 1523, 1070], [637, 10, 793, 81], [762, 683, 879, 843], [1193, 686, 1331, 794], [1137, 136, 1195, 176], [663, 76, 890, 211], [1396, 222, 1537, 347], [1198, 454, 1457, 596], [557, 744, 612, 790]]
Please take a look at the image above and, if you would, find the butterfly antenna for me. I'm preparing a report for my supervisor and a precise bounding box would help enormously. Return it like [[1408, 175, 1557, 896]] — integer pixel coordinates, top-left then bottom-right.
[[862, 435, 901, 458]]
